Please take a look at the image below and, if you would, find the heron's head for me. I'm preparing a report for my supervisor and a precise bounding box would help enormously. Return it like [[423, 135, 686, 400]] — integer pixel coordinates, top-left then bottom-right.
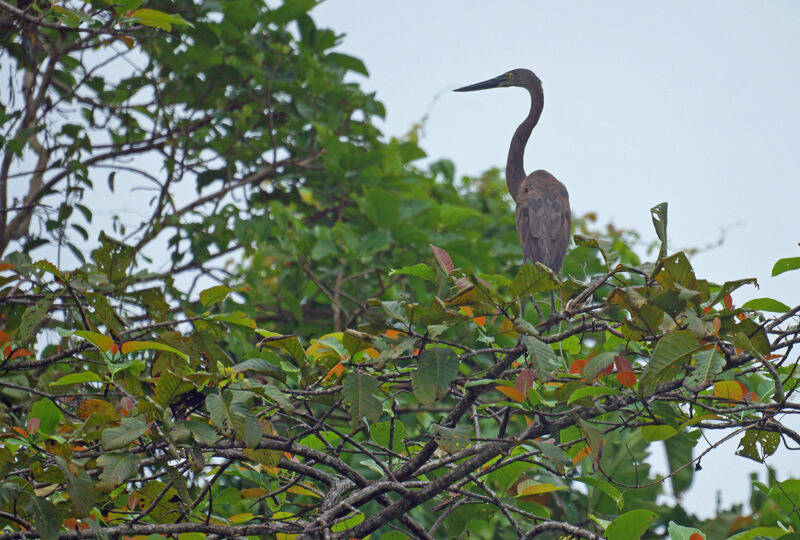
[[454, 68, 541, 92]]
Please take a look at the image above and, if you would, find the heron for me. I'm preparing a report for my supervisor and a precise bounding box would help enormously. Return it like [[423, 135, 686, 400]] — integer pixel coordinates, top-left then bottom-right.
[[454, 69, 571, 274]]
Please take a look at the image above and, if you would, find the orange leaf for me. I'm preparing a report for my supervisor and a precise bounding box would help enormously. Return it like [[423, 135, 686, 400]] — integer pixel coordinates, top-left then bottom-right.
[[736, 313, 747, 321], [0, 330, 7, 347], [323, 362, 345, 382], [384, 329, 405, 339], [713, 380, 745, 402], [616, 370, 636, 388], [690, 534, 704, 540], [364, 347, 379, 359], [460, 306, 474, 317], [241, 488, 268, 499], [472, 316, 486, 327], [764, 354, 782, 360], [702, 307, 711, 315], [572, 444, 591, 464], [723, 294, 733, 310], [497, 317, 517, 337], [495, 385, 525, 403], [0, 262, 14, 271], [12, 426, 28, 438], [77, 399, 118, 420], [570, 358, 588, 375], [9, 348, 32, 360], [712, 317, 721, 334]]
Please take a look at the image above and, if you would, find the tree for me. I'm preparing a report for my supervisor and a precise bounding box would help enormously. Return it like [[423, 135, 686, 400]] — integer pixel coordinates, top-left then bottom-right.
[[2, 1, 800, 539]]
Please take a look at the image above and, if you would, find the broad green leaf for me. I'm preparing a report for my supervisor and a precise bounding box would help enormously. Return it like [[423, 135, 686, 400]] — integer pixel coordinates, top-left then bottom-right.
[[727, 527, 788, 540], [17, 292, 58, 343], [667, 521, 704, 540], [208, 311, 257, 328], [639, 331, 700, 396], [54, 457, 96, 518], [606, 509, 658, 540], [200, 285, 233, 306], [371, 420, 405, 454], [24, 495, 61, 540], [389, 263, 435, 282], [29, 398, 63, 435], [741, 297, 790, 312], [582, 352, 616, 382], [50, 371, 103, 386], [578, 418, 604, 465], [97, 452, 139, 492], [101, 416, 149, 450], [71, 330, 114, 352], [327, 52, 369, 76], [709, 278, 758, 307], [524, 336, 560, 381], [665, 433, 695, 496], [330, 511, 364, 532], [265, 0, 316, 25], [578, 476, 623, 509], [510, 263, 559, 299], [772, 256, 800, 276], [263, 384, 295, 413], [528, 440, 571, 466], [685, 348, 723, 388], [567, 385, 621, 404], [640, 424, 678, 442], [736, 429, 779, 463], [131, 8, 193, 30], [256, 330, 309, 367], [121, 340, 189, 362], [435, 424, 472, 453], [342, 373, 381, 424], [411, 348, 459, 404], [515, 481, 567, 496]]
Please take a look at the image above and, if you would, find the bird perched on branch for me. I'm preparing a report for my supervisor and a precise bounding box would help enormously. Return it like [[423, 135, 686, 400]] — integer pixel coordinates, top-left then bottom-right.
[[454, 69, 570, 273]]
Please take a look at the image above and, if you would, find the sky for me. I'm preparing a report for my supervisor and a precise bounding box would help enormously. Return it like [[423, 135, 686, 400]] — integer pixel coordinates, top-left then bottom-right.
[[311, 0, 800, 518]]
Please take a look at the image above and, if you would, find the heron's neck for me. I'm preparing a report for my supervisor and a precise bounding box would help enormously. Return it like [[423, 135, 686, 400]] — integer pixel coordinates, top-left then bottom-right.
[[506, 85, 543, 201]]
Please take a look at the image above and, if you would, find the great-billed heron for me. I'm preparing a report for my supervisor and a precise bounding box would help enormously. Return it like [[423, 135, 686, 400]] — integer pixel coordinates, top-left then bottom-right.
[[454, 69, 571, 274]]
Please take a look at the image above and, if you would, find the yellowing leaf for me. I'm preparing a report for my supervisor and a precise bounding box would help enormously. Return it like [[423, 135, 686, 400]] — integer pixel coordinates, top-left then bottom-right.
[[713, 380, 746, 402], [495, 385, 525, 403], [287, 484, 321, 498], [228, 513, 254, 524], [121, 340, 189, 362], [516, 481, 568, 497]]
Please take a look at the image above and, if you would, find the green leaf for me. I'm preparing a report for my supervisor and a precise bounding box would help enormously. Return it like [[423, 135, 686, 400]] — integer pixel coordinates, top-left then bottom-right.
[[727, 527, 789, 540], [54, 457, 96, 518], [389, 263, 435, 282], [24, 495, 61, 540], [29, 398, 63, 435], [650, 202, 668, 260], [524, 336, 560, 381], [577, 476, 623, 509], [256, 330, 309, 368], [772, 256, 800, 276], [640, 424, 678, 442], [510, 263, 559, 299], [266, 0, 316, 25], [101, 415, 149, 450], [50, 371, 103, 386], [741, 297, 790, 313], [736, 429, 780, 463], [199, 285, 233, 306], [411, 348, 459, 404], [342, 373, 381, 424], [606, 509, 658, 540], [684, 348, 723, 388], [666, 521, 704, 540], [639, 331, 700, 397], [17, 292, 58, 343], [131, 8, 193, 30], [208, 311, 257, 328], [435, 424, 472, 453], [327, 52, 369, 76], [709, 278, 758, 307], [371, 420, 406, 454], [69, 329, 114, 351], [121, 340, 189, 362], [582, 352, 616, 382], [97, 453, 139, 490], [567, 385, 621, 405], [665, 433, 695, 496]]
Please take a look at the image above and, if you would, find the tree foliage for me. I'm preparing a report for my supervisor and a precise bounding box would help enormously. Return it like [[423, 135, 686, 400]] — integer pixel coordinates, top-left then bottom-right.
[[2, 1, 800, 539]]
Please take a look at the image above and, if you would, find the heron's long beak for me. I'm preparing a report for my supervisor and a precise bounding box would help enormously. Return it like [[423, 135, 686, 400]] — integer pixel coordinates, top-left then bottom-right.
[[453, 74, 506, 92]]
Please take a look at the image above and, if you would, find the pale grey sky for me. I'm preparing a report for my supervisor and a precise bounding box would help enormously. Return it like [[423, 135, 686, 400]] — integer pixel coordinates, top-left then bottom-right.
[[312, 0, 800, 518]]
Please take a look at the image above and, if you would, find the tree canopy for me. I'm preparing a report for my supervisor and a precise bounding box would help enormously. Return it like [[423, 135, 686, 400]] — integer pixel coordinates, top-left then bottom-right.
[[2, 1, 800, 539]]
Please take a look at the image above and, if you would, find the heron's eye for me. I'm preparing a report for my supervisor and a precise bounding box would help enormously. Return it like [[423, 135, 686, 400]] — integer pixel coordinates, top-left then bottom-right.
[[505, 72, 513, 79]]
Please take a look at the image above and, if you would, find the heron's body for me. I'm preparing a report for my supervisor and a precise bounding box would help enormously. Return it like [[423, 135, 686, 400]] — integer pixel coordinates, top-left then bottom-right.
[[455, 69, 571, 273]]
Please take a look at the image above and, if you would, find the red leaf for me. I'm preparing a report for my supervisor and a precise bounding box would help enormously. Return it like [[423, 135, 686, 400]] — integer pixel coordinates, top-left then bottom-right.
[[27, 417, 40, 434], [712, 317, 721, 334], [723, 294, 733, 310], [616, 370, 636, 388], [613, 355, 632, 372], [9, 348, 32, 359], [690, 534, 704, 540], [496, 385, 525, 403], [430, 244, 454, 275], [570, 358, 587, 375], [515, 369, 536, 395]]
